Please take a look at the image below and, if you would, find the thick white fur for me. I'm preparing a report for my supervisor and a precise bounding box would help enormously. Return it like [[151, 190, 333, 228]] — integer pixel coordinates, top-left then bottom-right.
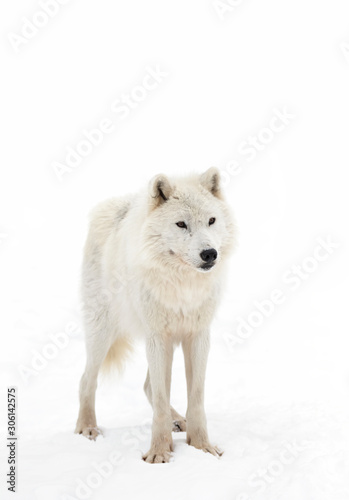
[[75, 168, 235, 462]]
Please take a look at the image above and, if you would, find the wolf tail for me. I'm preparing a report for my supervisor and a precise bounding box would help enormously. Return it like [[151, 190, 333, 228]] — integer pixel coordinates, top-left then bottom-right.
[[101, 337, 134, 374]]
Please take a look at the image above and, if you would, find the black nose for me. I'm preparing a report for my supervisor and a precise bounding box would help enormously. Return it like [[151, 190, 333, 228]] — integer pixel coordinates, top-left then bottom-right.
[[200, 248, 218, 264]]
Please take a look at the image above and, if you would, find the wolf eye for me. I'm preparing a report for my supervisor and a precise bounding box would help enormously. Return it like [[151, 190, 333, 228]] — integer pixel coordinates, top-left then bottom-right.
[[209, 217, 216, 225], [176, 221, 187, 229]]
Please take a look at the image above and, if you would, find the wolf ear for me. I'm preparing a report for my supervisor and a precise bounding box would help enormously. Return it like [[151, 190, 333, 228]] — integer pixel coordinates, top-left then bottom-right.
[[149, 174, 173, 208], [200, 167, 222, 199]]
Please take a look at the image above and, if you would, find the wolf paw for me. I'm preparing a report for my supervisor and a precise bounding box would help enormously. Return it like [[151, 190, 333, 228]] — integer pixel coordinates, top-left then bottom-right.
[[187, 437, 223, 457], [142, 444, 172, 463], [75, 425, 102, 441], [172, 418, 186, 432]]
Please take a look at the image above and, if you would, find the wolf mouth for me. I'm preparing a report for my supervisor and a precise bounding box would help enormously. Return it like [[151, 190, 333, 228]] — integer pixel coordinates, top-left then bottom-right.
[[200, 263, 215, 271]]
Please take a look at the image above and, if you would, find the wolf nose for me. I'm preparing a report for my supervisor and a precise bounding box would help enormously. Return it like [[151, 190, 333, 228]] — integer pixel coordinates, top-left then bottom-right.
[[200, 248, 217, 264]]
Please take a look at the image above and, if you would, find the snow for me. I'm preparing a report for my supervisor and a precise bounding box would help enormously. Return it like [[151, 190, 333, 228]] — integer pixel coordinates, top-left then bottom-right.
[[1, 0, 349, 499]]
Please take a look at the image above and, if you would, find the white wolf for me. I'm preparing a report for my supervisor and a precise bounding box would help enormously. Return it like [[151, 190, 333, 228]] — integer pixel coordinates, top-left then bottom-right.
[[75, 167, 235, 463]]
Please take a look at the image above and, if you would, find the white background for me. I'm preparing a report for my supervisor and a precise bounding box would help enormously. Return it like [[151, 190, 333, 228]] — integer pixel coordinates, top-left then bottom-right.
[[1, 1, 349, 499]]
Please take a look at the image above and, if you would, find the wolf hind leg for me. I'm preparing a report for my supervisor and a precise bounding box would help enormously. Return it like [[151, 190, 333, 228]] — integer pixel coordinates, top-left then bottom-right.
[[171, 406, 187, 432], [75, 323, 111, 440], [143, 369, 186, 432]]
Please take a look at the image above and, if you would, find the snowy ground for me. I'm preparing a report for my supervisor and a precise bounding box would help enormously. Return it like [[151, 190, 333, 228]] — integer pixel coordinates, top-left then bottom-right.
[[1, 284, 349, 500], [1, 0, 349, 498]]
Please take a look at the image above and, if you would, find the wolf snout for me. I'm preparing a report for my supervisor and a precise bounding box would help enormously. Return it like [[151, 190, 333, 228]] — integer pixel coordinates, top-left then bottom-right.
[[200, 248, 218, 264]]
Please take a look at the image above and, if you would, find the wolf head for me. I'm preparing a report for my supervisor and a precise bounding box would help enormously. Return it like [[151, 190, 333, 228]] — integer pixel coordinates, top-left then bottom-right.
[[142, 168, 235, 273]]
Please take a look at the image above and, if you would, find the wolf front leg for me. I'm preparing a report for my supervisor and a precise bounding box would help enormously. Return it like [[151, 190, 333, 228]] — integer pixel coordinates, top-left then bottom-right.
[[142, 334, 173, 463], [182, 330, 223, 457]]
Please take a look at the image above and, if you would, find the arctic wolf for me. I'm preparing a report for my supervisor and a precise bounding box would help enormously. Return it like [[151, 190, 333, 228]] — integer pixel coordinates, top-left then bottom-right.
[[75, 168, 235, 463]]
